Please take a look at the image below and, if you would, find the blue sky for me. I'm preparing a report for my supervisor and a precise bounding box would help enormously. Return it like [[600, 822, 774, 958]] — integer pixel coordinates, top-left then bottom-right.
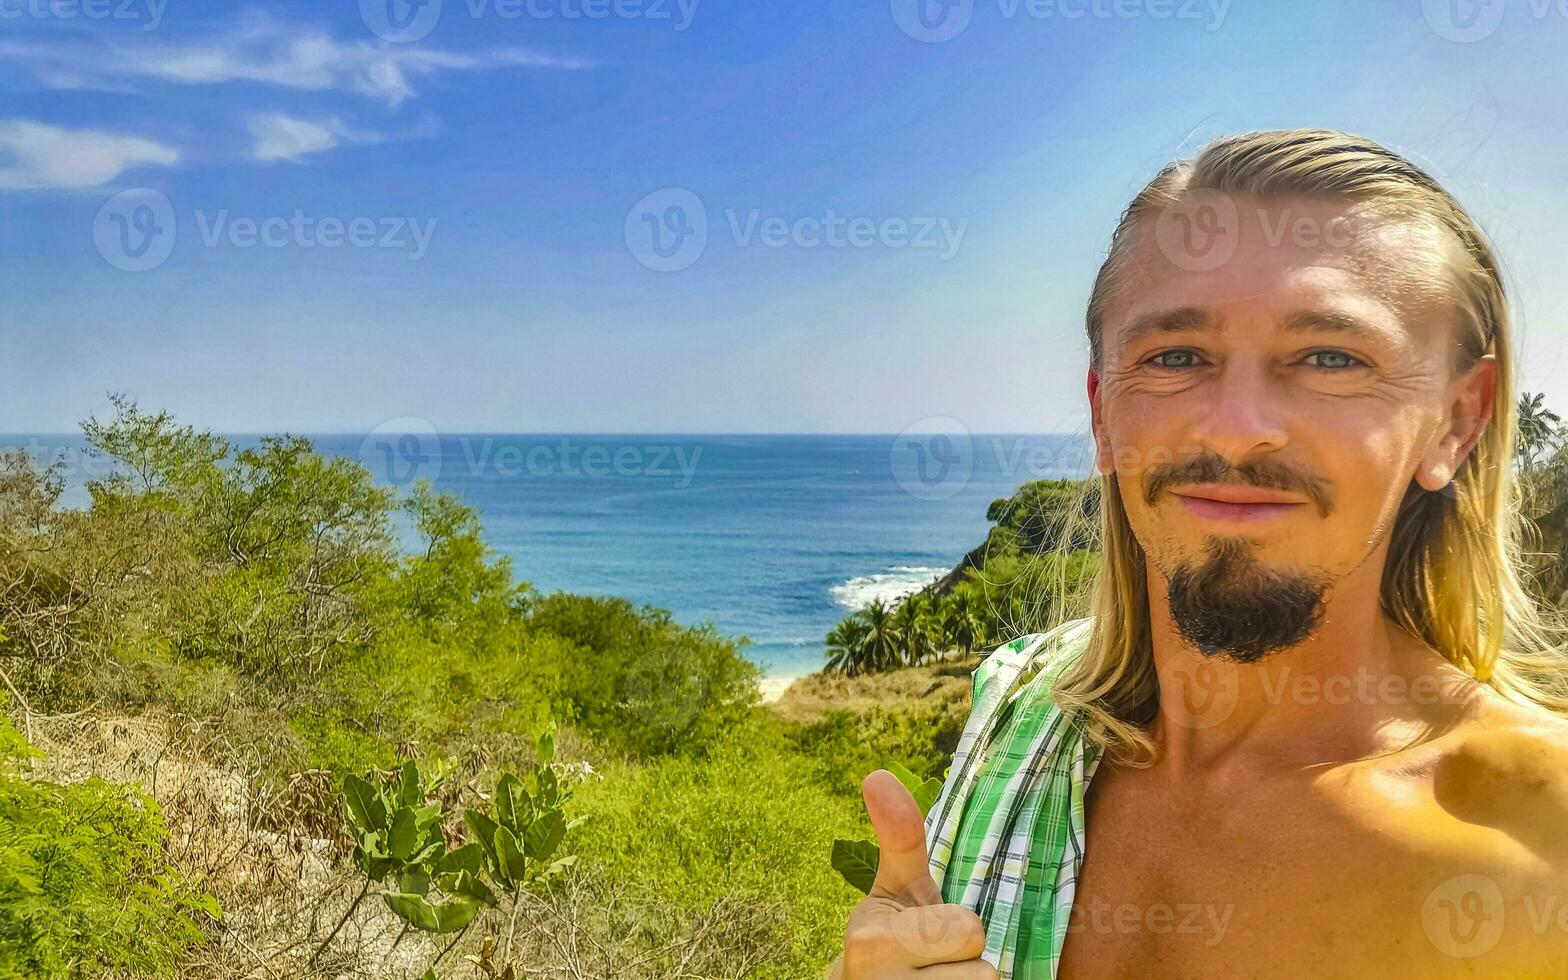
[[2, 0, 1565, 434]]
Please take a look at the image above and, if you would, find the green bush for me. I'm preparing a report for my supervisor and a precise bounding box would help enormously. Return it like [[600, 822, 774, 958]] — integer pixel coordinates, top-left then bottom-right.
[[527, 592, 762, 758], [570, 712, 867, 978], [783, 679, 972, 795], [0, 699, 218, 979]]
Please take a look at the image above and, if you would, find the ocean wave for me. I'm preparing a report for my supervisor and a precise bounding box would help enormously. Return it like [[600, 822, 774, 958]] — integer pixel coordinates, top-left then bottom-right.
[[830, 566, 947, 610]]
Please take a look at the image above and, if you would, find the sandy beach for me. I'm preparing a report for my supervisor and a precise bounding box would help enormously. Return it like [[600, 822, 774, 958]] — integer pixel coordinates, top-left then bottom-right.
[[759, 674, 801, 704]]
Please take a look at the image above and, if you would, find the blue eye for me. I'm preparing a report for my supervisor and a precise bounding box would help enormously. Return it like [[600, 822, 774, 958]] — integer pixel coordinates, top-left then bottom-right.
[[1306, 350, 1361, 369], [1148, 350, 1199, 369]]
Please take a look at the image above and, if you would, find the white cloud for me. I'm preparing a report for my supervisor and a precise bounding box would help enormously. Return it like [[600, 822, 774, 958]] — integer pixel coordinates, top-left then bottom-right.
[[0, 120, 178, 191], [246, 111, 436, 164], [250, 113, 338, 163], [0, 14, 593, 107], [249, 112, 363, 163]]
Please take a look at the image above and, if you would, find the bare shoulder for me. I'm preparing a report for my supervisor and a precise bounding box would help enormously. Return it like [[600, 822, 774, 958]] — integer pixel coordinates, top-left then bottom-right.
[[1420, 700, 1568, 974], [1441, 696, 1568, 808], [1426, 693, 1568, 867]]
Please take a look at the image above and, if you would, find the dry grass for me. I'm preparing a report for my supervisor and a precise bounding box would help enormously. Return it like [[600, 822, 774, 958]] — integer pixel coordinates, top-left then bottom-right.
[[23, 704, 442, 979], [766, 652, 982, 725], [17, 703, 795, 980]]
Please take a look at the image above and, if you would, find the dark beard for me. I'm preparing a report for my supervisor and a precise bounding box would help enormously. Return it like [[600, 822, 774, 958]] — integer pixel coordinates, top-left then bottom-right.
[[1166, 537, 1328, 663]]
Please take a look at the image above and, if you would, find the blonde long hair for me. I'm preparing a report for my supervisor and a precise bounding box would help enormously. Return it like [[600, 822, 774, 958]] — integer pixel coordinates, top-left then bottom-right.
[[1027, 128, 1568, 764]]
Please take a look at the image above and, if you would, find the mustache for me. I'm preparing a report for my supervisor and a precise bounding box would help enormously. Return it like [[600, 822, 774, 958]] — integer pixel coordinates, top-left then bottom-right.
[[1143, 453, 1336, 518]]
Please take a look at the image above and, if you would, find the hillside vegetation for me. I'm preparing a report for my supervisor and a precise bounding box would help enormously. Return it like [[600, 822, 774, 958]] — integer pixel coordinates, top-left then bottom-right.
[[1, 393, 1564, 978]]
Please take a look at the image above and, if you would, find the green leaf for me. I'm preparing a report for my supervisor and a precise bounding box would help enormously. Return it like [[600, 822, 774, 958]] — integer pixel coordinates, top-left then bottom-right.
[[885, 762, 943, 817], [524, 809, 566, 862], [414, 803, 444, 828], [830, 838, 880, 896], [421, 970, 439, 980], [354, 831, 396, 880], [886, 761, 922, 796], [410, 840, 445, 868], [398, 760, 422, 807], [536, 765, 558, 806], [194, 892, 224, 920], [433, 897, 480, 933], [388, 807, 419, 861], [441, 869, 497, 907], [399, 868, 431, 897], [437, 842, 486, 877], [494, 827, 528, 884], [540, 853, 578, 880], [382, 892, 479, 934], [366, 856, 399, 881], [384, 892, 439, 931], [534, 722, 556, 765], [495, 773, 529, 831], [464, 810, 500, 870], [343, 774, 385, 832]]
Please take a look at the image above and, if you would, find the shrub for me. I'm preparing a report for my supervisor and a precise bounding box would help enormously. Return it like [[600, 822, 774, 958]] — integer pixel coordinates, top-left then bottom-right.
[[0, 694, 218, 979], [569, 712, 868, 978], [527, 592, 762, 758]]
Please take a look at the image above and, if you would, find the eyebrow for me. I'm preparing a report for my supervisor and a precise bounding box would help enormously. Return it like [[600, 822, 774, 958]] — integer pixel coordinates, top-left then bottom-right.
[[1114, 306, 1391, 358], [1277, 309, 1391, 344], [1114, 306, 1219, 357]]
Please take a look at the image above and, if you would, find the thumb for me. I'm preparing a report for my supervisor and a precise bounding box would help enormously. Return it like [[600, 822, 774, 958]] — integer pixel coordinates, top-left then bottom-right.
[[862, 769, 943, 906]]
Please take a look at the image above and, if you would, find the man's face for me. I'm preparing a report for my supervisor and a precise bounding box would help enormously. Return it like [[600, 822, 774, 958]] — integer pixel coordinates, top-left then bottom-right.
[[1089, 194, 1493, 661]]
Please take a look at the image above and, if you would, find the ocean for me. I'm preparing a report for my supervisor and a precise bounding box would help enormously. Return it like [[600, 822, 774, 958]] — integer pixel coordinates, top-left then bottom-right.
[[12, 431, 1091, 680]]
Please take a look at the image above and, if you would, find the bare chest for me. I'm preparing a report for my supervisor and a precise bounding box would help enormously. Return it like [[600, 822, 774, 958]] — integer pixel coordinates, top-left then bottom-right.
[[1055, 769, 1510, 979]]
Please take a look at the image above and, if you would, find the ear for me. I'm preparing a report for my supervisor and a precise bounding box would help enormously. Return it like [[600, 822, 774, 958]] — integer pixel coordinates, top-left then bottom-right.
[[1088, 367, 1113, 476], [1415, 354, 1496, 492]]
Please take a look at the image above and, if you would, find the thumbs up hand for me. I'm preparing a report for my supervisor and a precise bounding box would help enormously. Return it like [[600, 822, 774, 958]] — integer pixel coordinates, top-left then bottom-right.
[[831, 770, 998, 979]]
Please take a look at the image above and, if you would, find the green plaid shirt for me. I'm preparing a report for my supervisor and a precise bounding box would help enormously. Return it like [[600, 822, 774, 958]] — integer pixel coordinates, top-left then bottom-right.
[[923, 618, 1101, 980]]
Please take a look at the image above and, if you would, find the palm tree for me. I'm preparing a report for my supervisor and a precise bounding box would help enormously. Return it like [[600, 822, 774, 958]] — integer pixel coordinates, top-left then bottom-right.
[[1518, 392, 1564, 471], [891, 594, 938, 667], [912, 591, 946, 665], [943, 591, 987, 656], [825, 616, 870, 676], [860, 599, 902, 672], [1507, 392, 1568, 609]]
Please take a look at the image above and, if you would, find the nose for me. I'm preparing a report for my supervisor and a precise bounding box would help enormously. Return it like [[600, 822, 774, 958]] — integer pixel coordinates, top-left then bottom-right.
[[1185, 356, 1290, 463]]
